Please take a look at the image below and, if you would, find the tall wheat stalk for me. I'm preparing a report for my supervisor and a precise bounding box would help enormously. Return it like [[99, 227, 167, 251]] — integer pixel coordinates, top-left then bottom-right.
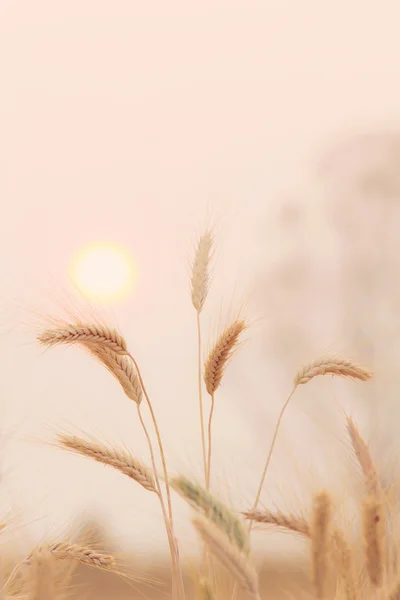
[[191, 231, 213, 486], [38, 324, 185, 600], [248, 356, 372, 532]]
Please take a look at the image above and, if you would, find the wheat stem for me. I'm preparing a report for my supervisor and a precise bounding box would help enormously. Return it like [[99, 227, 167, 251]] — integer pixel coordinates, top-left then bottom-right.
[[206, 393, 215, 491], [197, 311, 208, 486], [248, 386, 297, 532], [130, 355, 184, 600]]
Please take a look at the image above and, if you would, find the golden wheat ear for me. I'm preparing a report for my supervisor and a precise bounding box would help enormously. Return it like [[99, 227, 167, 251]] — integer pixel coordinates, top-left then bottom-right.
[[331, 529, 359, 600], [310, 491, 332, 600], [57, 433, 157, 493], [243, 508, 310, 537], [295, 356, 372, 386], [204, 319, 246, 396], [38, 323, 128, 355], [89, 346, 143, 404], [363, 495, 385, 587], [191, 230, 214, 313], [346, 416, 380, 496]]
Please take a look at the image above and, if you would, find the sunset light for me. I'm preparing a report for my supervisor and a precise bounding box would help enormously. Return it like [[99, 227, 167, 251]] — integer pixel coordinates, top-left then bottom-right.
[[71, 243, 135, 302]]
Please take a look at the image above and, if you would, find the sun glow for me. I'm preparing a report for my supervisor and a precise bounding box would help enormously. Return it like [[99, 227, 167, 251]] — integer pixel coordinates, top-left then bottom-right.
[[71, 243, 135, 302]]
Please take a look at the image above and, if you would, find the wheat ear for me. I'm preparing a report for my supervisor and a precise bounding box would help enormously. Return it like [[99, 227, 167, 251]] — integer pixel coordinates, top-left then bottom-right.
[[25, 543, 116, 571], [295, 356, 372, 386], [331, 529, 359, 600], [204, 319, 246, 489], [191, 230, 213, 313], [90, 346, 143, 404], [172, 476, 249, 552], [58, 434, 157, 493], [311, 491, 331, 600], [363, 495, 385, 587], [346, 416, 380, 496], [38, 324, 128, 355], [243, 508, 310, 537], [192, 517, 260, 599]]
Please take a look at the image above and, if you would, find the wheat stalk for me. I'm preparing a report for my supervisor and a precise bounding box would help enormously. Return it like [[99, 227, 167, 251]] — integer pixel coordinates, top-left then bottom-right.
[[191, 231, 213, 313], [38, 324, 128, 355], [192, 517, 260, 599], [311, 491, 332, 600], [38, 320, 184, 598], [90, 346, 143, 404], [331, 529, 359, 600], [58, 434, 157, 493], [363, 495, 385, 587], [346, 416, 380, 496], [172, 476, 249, 553], [191, 231, 214, 489], [243, 508, 310, 537], [295, 356, 372, 386]]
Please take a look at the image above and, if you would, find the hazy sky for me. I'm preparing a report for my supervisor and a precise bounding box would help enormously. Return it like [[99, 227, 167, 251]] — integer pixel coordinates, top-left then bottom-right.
[[1, 1, 400, 558]]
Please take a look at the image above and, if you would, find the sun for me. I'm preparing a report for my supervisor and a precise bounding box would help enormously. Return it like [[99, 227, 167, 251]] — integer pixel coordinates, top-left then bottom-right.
[[70, 242, 136, 302]]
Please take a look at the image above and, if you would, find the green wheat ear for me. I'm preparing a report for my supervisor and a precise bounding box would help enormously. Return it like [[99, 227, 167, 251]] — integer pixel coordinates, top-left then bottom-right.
[[171, 475, 250, 554]]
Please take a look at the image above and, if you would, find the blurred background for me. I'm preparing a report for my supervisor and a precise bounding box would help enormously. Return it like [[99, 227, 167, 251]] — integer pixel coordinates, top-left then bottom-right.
[[1, 1, 400, 597]]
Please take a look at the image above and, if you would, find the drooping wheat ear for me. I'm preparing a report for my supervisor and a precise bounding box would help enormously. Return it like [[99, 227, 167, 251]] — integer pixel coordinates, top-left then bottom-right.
[[331, 529, 359, 600], [171, 476, 249, 553], [363, 495, 385, 587], [243, 508, 310, 537], [295, 356, 372, 386], [89, 346, 143, 404], [204, 320, 246, 396], [25, 543, 116, 572], [38, 324, 128, 355], [311, 491, 332, 600], [46, 542, 116, 570], [191, 230, 213, 313], [58, 434, 157, 493], [192, 517, 260, 599], [346, 416, 380, 496]]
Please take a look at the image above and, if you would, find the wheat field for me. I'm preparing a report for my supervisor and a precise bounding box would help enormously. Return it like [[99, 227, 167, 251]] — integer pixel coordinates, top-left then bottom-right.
[[0, 228, 398, 600]]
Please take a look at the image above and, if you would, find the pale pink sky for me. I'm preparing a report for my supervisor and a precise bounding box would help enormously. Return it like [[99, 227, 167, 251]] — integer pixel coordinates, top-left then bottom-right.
[[1, 0, 400, 558]]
